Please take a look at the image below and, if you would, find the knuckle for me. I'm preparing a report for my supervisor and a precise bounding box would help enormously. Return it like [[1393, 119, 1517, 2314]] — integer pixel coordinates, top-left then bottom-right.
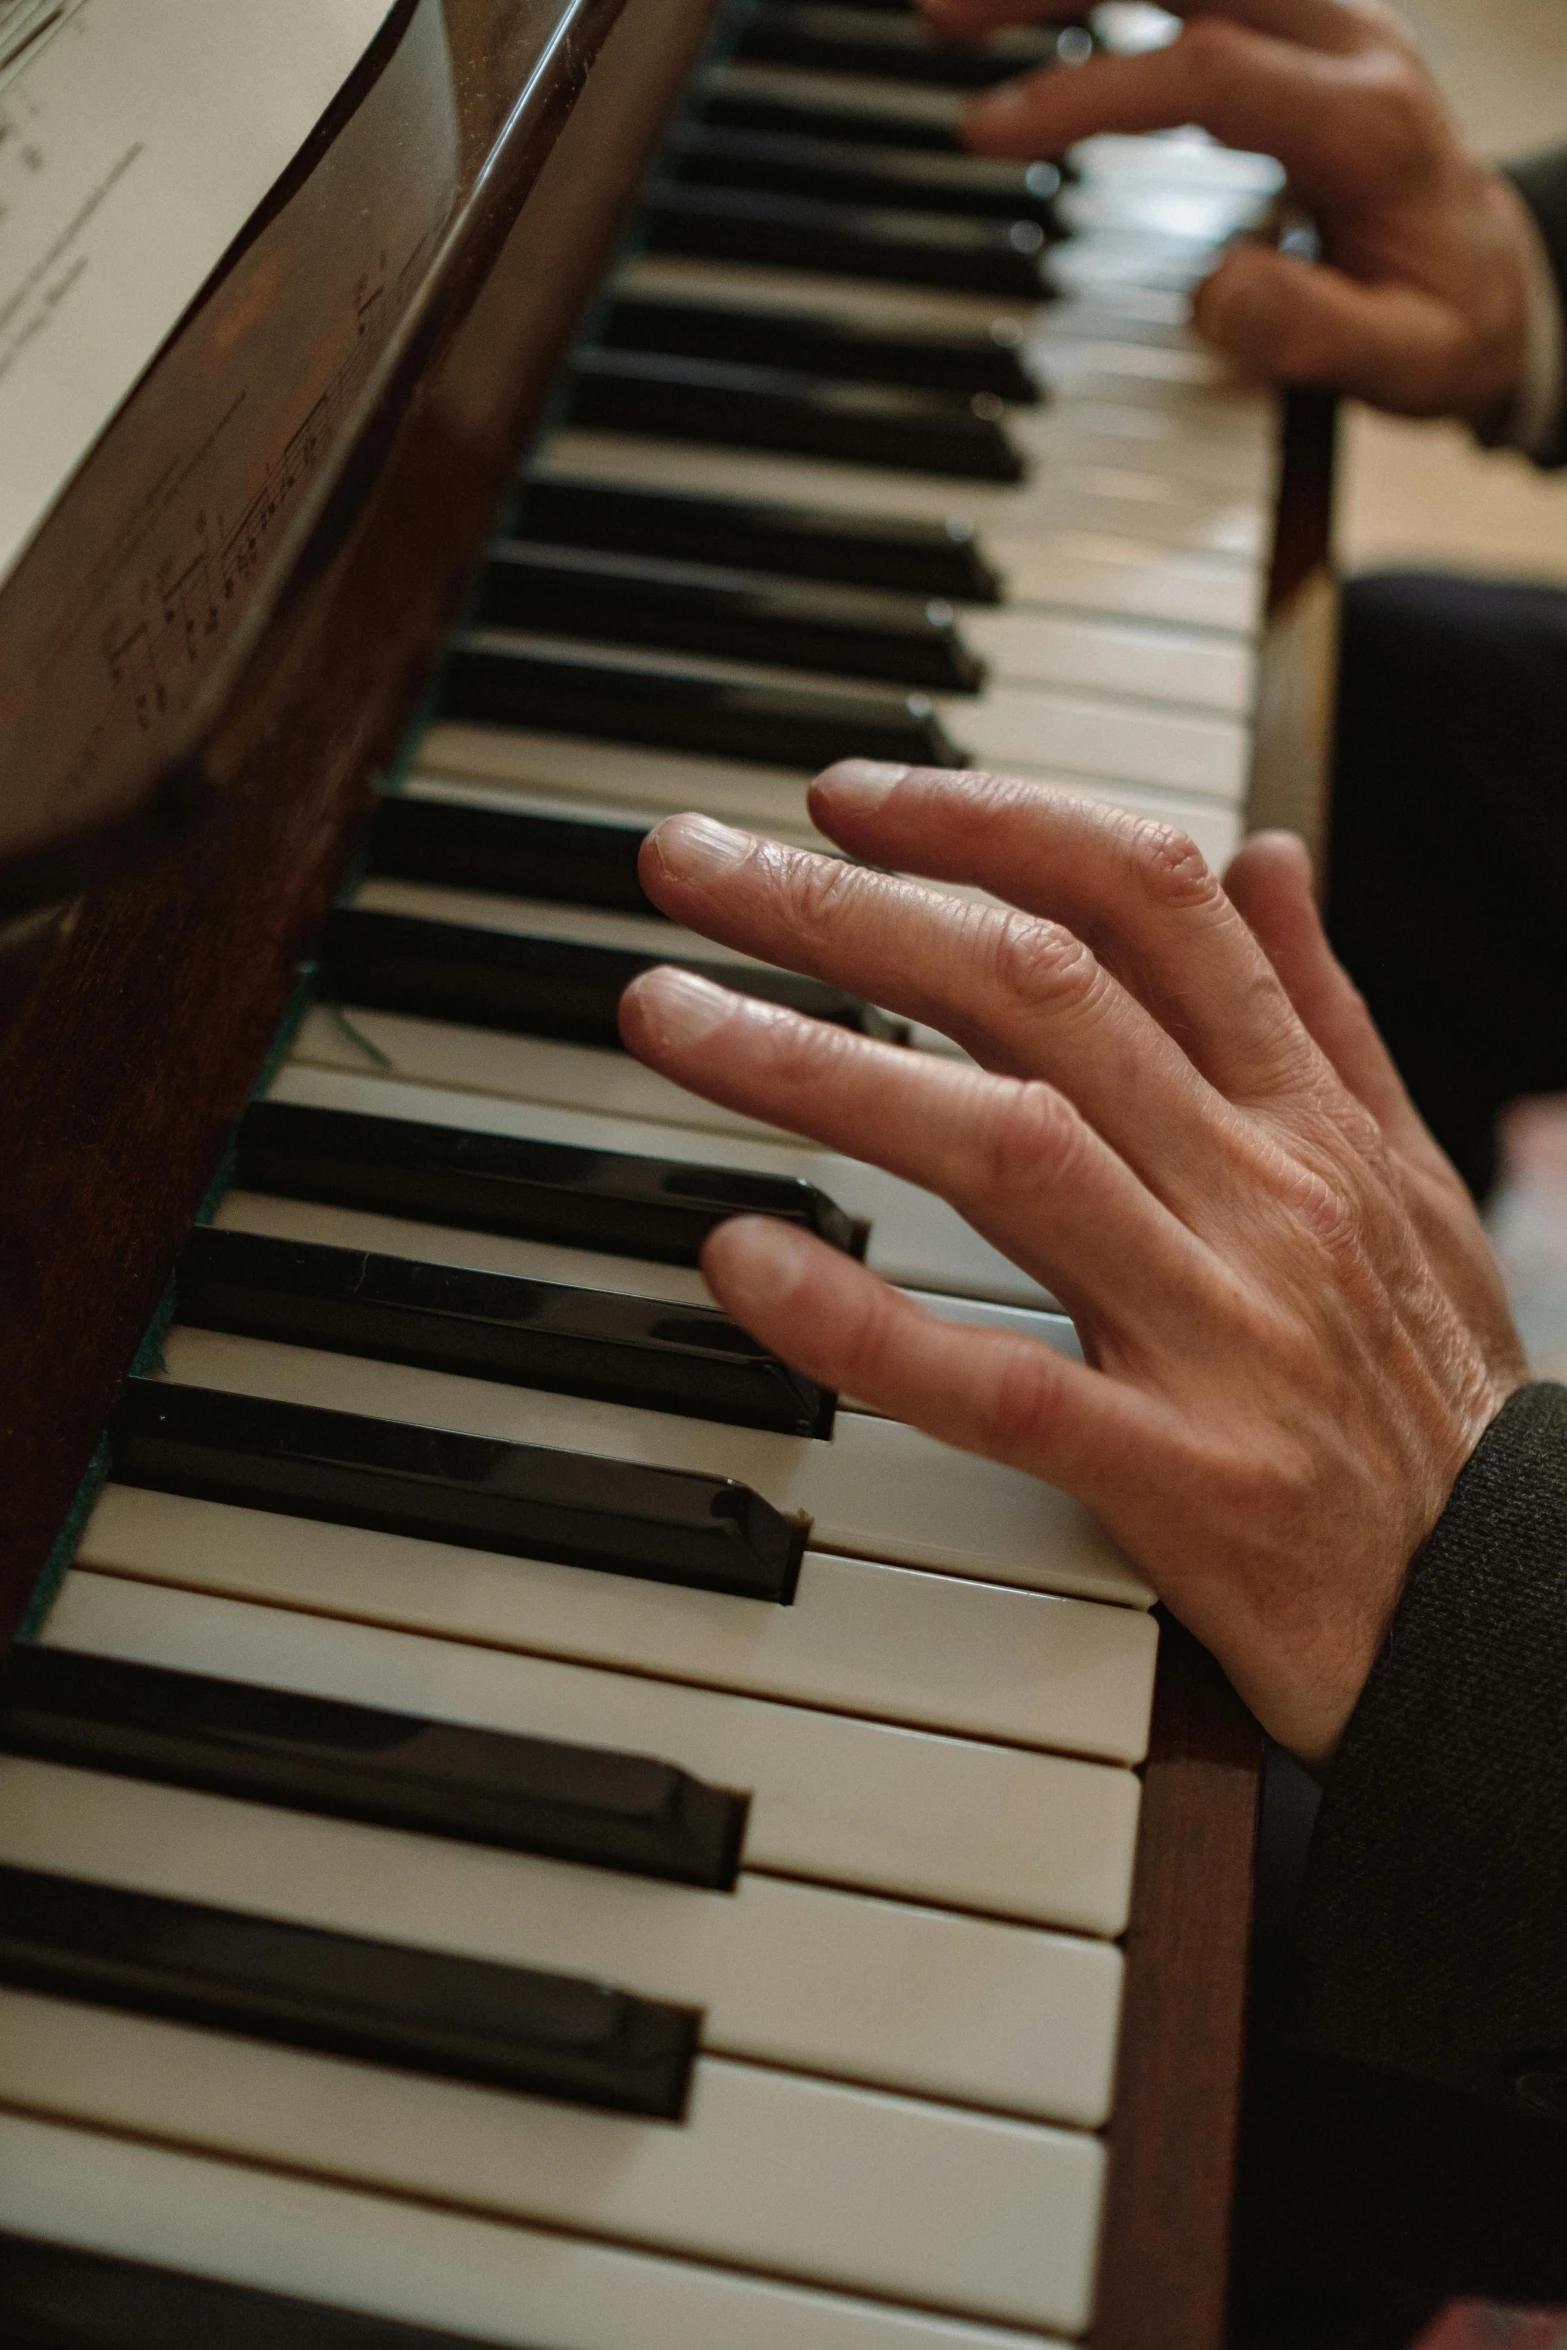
[[988, 911, 1103, 1021], [1121, 816, 1218, 914], [784, 845, 862, 934], [1351, 55, 1441, 184], [981, 1078, 1087, 1195], [762, 1000, 847, 1088], [986, 1341, 1062, 1460]]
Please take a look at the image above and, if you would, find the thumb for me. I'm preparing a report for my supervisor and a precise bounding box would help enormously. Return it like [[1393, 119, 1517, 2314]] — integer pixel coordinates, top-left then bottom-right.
[[1194, 244, 1469, 414]]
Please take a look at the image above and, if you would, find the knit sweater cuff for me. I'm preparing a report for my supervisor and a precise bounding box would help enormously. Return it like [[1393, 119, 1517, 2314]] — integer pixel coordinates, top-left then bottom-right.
[[1294, 1383, 1567, 2109]]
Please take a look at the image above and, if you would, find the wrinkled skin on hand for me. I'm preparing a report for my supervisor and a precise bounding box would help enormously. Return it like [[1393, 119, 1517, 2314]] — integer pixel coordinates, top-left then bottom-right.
[[619, 765, 1527, 1770], [929, 0, 1536, 428]]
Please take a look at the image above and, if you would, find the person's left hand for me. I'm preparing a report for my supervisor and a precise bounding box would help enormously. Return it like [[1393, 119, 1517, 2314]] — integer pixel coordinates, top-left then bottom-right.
[[618, 764, 1526, 1770]]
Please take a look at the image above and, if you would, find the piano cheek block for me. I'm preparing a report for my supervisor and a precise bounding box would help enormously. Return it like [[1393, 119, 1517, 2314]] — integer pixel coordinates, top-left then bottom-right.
[[107, 1380, 810, 1604], [0, 1866, 702, 2120]]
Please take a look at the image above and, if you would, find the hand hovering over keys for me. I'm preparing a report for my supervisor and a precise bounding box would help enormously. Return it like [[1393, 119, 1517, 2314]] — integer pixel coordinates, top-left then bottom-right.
[[618, 765, 1527, 1772], [930, 0, 1538, 431]]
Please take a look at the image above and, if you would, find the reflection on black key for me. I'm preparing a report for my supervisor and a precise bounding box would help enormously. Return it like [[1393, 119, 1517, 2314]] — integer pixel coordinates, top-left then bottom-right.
[[233, 1101, 868, 1266], [702, 83, 969, 150], [516, 478, 1004, 601], [318, 907, 909, 1050], [109, 1379, 810, 1602], [0, 2231, 490, 2350], [478, 541, 986, 690], [1, 1643, 751, 1886], [601, 295, 1044, 403], [733, 6, 1081, 87], [667, 124, 1064, 224], [175, 1225, 837, 1437], [644, 184, 1052, 300], [437, 633, 965, 770], [567, 348, 1023, 480], [368, 795, 656, 914], [0, 1863, 700, 2117]]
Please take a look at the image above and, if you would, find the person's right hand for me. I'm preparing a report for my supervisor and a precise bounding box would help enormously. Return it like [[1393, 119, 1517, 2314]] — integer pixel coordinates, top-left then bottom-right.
[[931, 0, 1539, 430]]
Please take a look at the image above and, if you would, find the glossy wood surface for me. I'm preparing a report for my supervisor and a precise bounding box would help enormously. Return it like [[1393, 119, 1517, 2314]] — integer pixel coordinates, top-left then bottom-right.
[[0, 0, 722, 1640], [1094, 1619, 1266, 2350]]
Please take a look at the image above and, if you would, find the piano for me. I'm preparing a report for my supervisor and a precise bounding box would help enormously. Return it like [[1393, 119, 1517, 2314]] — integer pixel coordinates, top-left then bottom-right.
[[0, 0, 1335, 2341]]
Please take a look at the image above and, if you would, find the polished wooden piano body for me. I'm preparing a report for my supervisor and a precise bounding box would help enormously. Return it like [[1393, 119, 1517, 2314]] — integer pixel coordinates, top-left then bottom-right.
[[0, 1, 1338, 2336]]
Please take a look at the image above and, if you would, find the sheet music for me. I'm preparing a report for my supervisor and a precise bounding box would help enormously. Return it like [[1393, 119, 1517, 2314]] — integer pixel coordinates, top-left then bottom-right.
[[0, 0, 399, 592]]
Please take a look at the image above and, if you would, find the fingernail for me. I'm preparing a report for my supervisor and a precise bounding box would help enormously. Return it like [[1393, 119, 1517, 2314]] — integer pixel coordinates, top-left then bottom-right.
[[633, 966, 735, 1048], [657, 812, 752, 875], [815, 760, 907, 817], [707, 1214, 816, 1310]]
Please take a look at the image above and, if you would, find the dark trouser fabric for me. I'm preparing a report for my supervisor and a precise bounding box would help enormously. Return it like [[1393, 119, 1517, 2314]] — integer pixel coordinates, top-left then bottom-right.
[[1325, 570, 1567, 1198]]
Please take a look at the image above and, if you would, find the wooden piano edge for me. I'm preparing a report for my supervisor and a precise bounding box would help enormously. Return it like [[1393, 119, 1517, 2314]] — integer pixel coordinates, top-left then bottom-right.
[[0, 0, 726, 1643], [1091, 1617, 1265, 2350]]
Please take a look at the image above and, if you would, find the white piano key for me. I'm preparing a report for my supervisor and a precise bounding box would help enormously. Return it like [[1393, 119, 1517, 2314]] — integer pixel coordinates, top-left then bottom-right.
[[153, 1321, 1151, 1606], [218, 1184, 722, 1306], [954, 683, 1247, 803], [532, 438, 1265, 633], [0, 2110, 1071, 2350], [217, 1178, 1085, 1427], [0, 1991, 1107, 2336], [267, 1060, 1062, 1310], [993, 530, 1262, 636], [452, 628, 1246, 805], [539, 419, 1269, 562], [213, 1184, 1088, 1356], [412, 719, 1243, 867], [294, 1000, 820, 1146], [354, 876, 774, 968], [41, 1568, 1144, 1931], [960, 607, 1255, 714], [71, 1449, 1156, 1757], [0, 1733, 1123, 2123]]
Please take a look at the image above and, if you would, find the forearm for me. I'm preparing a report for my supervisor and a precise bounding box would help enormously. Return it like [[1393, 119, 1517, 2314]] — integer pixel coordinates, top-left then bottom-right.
[[1293, 1383, 1567, 2112]]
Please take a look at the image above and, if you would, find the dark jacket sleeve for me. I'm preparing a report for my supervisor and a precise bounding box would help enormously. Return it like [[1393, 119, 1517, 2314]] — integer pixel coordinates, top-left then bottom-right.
[[1505, 149, 1567, 469], [1292, 1382, 1567, 2114]]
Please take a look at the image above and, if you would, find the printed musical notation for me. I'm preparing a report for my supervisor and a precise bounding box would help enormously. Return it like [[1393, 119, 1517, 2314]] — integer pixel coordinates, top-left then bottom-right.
[[95, 264, 407, 736], [0, 2, 80, 100]]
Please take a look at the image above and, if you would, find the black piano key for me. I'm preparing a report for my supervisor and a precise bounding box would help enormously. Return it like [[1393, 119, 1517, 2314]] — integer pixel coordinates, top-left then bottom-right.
[[477, 541, 987, 691], [643, 184, 1052, 300], [701, 83, 970, 150], [109, 1378, 809, 1604], [0, 1862, 700, 2118], [515, 477, 1005, 601], [601, 295, 1044, 403], [317, 906, 909, 1050], [567, 347, 1024, 481], [0, 1642, 751, 1886], [732, 6, 1082, 87], [367, 794, 657, 913], [666, 124, 1064, 224], [0, 2230, 492, 2350], [232, 1101, 868, 1266], [174, 1224, 837, 1437], [437, 633, 966, 770]]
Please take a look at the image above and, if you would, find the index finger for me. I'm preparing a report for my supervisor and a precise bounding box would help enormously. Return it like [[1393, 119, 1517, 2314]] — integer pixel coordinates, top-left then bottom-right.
[[955, 17, 1378, 189], [925, 0, 1377, 56], [807, 763, 1320, 1108]]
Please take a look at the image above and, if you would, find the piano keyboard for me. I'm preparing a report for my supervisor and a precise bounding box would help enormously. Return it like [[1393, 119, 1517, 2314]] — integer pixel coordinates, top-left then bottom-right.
[[0, 7, 1282, 2342]]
